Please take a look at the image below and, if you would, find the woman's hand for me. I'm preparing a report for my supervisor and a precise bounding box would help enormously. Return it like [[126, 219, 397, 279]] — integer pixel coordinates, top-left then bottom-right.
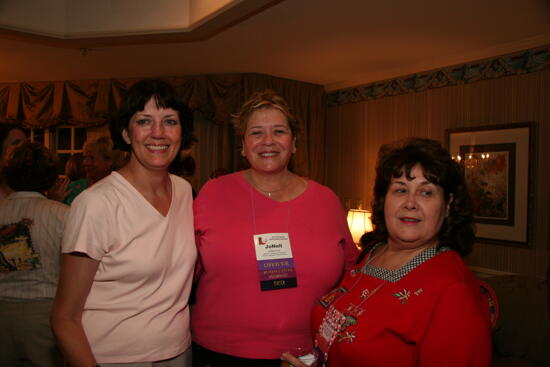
[[48, 176, 71, 202], [281, 352, 311, 367]]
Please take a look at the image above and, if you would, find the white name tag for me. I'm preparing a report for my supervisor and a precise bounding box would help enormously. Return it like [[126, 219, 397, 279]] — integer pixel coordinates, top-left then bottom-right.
[[253, 233, 297, 291]]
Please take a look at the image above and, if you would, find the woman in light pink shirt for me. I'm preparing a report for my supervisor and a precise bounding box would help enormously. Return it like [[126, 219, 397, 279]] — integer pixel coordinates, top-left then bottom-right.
[[52, 80, 197, 367]]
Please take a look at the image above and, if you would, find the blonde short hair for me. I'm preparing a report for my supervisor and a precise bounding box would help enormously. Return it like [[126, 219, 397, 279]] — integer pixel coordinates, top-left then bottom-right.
[[231, 89, 298, 138]]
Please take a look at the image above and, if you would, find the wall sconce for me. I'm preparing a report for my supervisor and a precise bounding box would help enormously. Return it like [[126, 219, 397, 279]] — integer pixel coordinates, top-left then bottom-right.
[[347, 209, 373, 245]]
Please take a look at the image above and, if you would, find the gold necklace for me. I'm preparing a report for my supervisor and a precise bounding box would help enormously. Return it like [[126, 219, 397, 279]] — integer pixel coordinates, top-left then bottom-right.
[[362, 243, 388, 270], [249, 172, 293, 197]]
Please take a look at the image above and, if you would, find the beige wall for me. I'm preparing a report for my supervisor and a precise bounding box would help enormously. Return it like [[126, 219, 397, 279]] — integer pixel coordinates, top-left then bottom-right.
[[326, 68, 550, 278]]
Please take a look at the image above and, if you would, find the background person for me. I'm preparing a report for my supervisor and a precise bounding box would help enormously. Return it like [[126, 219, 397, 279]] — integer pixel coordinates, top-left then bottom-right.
[[51, 79, 196, 367], [284, 137, 492, 367], [62, 136, 115, 205], [192, 90, 357, 367], [170, 153, 197, 198], [65, 153, 86, 181], [0, 142, 68, 367], [0, 124, 27, 199]]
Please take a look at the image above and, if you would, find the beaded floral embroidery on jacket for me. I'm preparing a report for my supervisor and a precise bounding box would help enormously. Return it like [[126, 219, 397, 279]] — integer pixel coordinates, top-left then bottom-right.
[[391, 288, 423, 304], [339, 246, 448, 338]]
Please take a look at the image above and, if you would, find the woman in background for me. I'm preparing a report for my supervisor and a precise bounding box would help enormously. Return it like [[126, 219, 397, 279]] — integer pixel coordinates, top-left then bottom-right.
[[192, 90, 357, 366], [284, 138, 492, 367], [0, 142, 68, 367], [0, 124, 26, 199], [63, 136, 115, 205], [65, 153, 85, 181], [52, 79, 196, 366], [170, 154, 197, 198], [47, 153, 86, 203]]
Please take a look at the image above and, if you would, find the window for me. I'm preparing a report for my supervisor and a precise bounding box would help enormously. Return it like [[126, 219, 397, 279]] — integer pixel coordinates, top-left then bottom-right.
[[27, 128, 48, 146], [54, 126, 87, 174], [26, 126, 88, 174]]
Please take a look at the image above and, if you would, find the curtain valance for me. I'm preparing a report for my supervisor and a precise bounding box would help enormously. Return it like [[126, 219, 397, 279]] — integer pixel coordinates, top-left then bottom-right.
[[0, 73, 326, 180]]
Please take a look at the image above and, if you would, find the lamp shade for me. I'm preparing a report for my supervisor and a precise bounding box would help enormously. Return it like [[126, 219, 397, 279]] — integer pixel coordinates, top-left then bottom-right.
[[347, 209, 373, 244]]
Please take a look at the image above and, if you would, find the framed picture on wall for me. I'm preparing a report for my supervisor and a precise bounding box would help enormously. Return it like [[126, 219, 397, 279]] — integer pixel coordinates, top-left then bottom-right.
[[446, 122, 536, 247]]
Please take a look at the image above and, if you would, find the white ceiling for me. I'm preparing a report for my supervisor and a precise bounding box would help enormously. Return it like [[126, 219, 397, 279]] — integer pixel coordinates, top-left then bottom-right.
[[1, 0, 549, 91]]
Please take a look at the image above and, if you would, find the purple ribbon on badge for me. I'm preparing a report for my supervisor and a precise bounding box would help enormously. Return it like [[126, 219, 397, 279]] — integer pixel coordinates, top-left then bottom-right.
[[258, 258, 297, 291]]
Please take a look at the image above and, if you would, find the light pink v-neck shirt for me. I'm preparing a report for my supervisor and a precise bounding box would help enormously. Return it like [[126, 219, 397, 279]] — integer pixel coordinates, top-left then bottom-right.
[[63, 172, 196, 363]]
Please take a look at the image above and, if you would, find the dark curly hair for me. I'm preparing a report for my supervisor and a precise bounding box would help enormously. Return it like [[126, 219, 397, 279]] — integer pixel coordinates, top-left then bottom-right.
[[3, 142, 58, 193], [111, 79, 194, 152], [370, 137, 475, 256]]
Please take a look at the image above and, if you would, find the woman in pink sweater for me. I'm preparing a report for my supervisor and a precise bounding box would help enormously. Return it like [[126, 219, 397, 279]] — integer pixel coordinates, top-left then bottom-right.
[[192, 90, 358, 367]]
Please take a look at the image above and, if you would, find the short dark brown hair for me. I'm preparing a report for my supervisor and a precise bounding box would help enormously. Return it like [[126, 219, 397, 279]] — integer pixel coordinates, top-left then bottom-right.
[[3, 142, 58, 193], [111, 79, 194, 152]]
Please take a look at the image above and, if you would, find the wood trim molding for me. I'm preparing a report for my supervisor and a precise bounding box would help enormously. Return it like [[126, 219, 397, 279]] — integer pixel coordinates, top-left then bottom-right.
[[328, 45, 550, 106]]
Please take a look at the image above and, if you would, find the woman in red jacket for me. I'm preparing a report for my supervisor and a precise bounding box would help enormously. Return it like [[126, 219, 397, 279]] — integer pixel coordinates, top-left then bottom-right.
[[284, 138, 493, 367]]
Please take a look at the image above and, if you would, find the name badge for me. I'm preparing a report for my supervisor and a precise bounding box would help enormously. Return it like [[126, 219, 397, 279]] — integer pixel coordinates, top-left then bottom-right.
[[254, 233, 297, 291]]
